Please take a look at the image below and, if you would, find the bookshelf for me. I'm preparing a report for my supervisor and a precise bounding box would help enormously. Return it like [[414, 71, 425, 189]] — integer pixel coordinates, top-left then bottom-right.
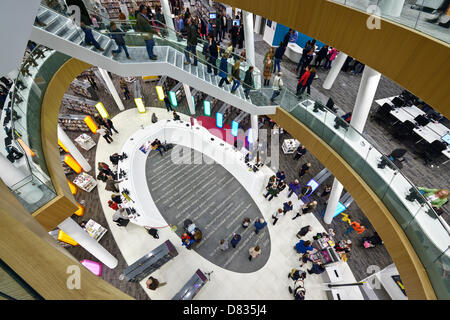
[[62, 94, 98, 116], [58, 114, 91, 132]]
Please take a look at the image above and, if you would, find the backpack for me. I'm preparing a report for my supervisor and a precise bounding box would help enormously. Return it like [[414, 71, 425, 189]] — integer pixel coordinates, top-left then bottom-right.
[[151, 113, 158, 123]]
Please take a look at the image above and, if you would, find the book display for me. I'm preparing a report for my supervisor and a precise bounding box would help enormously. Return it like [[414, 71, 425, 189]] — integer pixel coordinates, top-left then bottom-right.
[[70, 79, 93, 99], [62, 94, 98, 115], [84, 219, 108, 242], [59, 114, 90, 132], [75, 133, 96, 151], [73, 172, 97, 192]]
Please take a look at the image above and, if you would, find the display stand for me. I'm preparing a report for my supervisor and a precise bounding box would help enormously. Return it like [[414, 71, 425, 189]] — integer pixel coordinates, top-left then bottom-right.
[[172, 269, 209, 300], [59, 114, 91, 132], [282, 139, 300, 154], [70, 79, 94, 99], [311, 236, 341, 266], [73, 172, 97, 192], [84, 219, 108, 242], [75, 133, 96, 151]]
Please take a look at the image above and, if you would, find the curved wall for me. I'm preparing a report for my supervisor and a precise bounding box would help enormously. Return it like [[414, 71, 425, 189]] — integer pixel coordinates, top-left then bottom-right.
[[221, 0, 450, 117]]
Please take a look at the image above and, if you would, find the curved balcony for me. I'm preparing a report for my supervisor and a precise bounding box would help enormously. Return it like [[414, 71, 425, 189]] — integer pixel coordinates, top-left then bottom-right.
[[2, 3, 447, 299]]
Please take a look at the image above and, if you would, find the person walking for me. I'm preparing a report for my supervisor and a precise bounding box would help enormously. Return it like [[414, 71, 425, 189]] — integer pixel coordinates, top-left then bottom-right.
[[254, 218, 267, 234], [241, 217, 251, 228], [206, 34, 219, 75], [218, 54, 231, 87], [299, 162, 311, 178], [248, 246, 261, 261], [292, 201, 317, 220], [314, 45, 329, 68], [293, 145, 307, 160], [230, 61, 241, 94], [287, 179, 301, 198], [270, 72, 283, 103], [109, 22, 131, 59], [146, 276, 167, 290], [230, 233, 241, 248], [97, 126, 113, 143], [243, 66, 254, 99], [80, 22, 104, 51], [264, 183, 279, 201], [274, 42, 286, 73], [87, 75, 98, 90], [164, 96, 173, 112], [272, 208, 284, 225], [184, 17, 199, 66], [105, 118, 119, 134], [135, 5, 159, 60], [283, 201, 293, 215]]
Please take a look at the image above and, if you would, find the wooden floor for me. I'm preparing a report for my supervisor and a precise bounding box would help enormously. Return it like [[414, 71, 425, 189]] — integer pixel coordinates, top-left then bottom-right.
[[57, 32, 449, 297]]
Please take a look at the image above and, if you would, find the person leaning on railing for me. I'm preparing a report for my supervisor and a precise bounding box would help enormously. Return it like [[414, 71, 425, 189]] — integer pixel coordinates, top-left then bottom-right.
[[418, 187, 449, 210], [135, 5, 160, 60]]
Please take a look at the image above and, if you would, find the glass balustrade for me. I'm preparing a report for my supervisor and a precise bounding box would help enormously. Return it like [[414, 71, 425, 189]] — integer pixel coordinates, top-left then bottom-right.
[[32, 3, 449, 298], [330, 0, 450, 44]]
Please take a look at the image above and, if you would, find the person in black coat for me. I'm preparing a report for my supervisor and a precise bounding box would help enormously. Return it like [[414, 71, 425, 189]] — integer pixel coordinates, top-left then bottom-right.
[[314, 45, 328, 68], [299, 162, 311, 178], [206, 34, 218, 74], [230, 22, 239, 49], [293, 145, 307, 160], [237, 25, 244, 49]]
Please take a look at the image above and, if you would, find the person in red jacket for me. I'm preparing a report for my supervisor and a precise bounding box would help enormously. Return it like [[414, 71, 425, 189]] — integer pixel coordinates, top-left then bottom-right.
[[296, 66, 311, 97]]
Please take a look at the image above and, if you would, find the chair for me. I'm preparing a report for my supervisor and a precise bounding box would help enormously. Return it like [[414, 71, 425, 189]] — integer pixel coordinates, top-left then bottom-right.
[[417, 140, 447, 166], [372, 103, 394, 125], [392, 120, 415, 140], [392, 96, 404, 108], [415, 114, 430, 127]]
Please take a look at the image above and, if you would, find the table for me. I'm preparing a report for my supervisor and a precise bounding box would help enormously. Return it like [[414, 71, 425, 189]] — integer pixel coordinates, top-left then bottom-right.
[[75, 133, 96, 151], [284, 43, 302, 63], [390, 108, 414, 123], [84, 219, 107, 242], [73, 172, 97, 192], [282, 139, 300, 154]]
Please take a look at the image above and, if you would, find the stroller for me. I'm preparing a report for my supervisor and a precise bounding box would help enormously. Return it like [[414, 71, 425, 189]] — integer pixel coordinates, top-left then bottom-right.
[[182, 219, 203, 248]]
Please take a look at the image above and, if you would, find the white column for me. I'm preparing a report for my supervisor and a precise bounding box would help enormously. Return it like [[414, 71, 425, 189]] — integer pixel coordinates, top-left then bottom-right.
[[379, 0, 405, 17], [350, 66, 381, 132], [323, 178, 344, 224], [322, 52, 348, 90], [57, 125, 92, 172], [323, 66, 380, 224], [98, 68, 125, 111], [160, 0, 176, 40], [58, 217, 118, 269], [183, 83, 195, 115], [251, 114, 259, 146], [243, 10, 255, 67], [254, 14, 262, 34]]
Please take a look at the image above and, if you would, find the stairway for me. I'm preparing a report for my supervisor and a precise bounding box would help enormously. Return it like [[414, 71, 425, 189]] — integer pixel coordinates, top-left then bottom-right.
[[31, 5, 276, 115]]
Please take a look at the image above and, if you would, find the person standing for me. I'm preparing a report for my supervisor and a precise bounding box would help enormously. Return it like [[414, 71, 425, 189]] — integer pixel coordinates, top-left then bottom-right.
[[215, 13, 222, 43], [146, 276, 167, 290], [274, 42, 286, 73], [301, 66, 316, 95], [270, 72, 283, 103], [292, 201, 317, 220], [298, 48, 314, 77], [218, 54, 231, 87], [299, 162, 311, 178], [294, 239, 314, 254], [287, 179, 301, 198], [206, 34, 218, 75], [323, 47, 338, 69], [264, 183, 279, 201], [164, 96, 173, 112], [112, 208, 129, 226], [120, 79, 131, 100], [314, 45, 329, 68], [219, 239, 229, 251], [296, 66, 311, 96], [272, 208, 284, 225], [254, 218, 267, 234], [135, 5, 159, 60], [276, 170, 286, 183], [231, 61, 241, 94], [105, 118, 119, 134], [184, 17, 199, 66], [243, 66, 254, 99], [297, 225, 312, 238], [97, 125, 113, 143], [230, 233, 241, 248], [283, 201, 293, 215], [109, 22, 131, 59], [230, 22, 239, 49], [262, 58, 274, 87], [221, 13, 228, 40], [241, 217, 251, 228], [321, 185, 332, 201], [87, 74, 98, 90], [308, 263, 325, 275], [237, 24, 244, 49], [248, 246, 261, 261], [298, 185, 313, 199], [294, 145, 307, 160]]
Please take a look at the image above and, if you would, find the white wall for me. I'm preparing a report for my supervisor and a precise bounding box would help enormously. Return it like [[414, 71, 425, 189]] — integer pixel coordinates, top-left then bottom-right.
[[263, 20, 277, 46], [0, 0, 42, 77]]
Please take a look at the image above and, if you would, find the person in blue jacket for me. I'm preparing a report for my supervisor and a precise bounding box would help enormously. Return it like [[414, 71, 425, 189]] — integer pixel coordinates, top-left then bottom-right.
[[295, 239, 313, 254], [308, 262, 325, 275], [283, 201, 293, 215], [218, 54, 231, 87], [80, 22, 103, 51], [254, 218, 267, 234], [230, 233, 241, 248]]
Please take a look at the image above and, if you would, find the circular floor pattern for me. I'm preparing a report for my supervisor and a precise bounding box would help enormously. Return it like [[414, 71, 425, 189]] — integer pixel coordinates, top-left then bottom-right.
[[145, 144, 271, 273]]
